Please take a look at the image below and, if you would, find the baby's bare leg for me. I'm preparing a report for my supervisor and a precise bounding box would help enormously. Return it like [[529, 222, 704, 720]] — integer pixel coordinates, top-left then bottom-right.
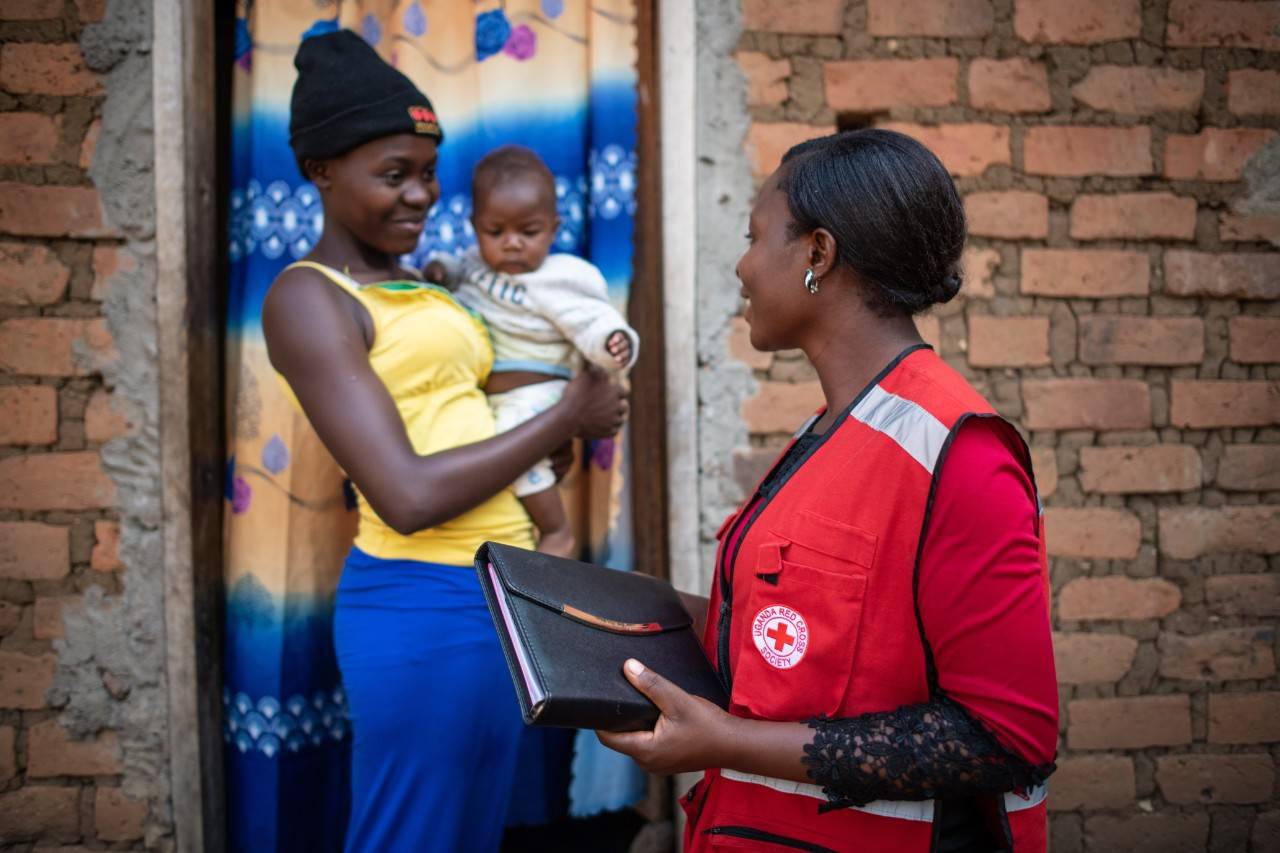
[[521, 487, 575, 558]]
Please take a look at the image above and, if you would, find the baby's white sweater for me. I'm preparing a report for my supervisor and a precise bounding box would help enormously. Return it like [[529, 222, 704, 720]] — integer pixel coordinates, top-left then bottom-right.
[[437, 248, 639, 377]]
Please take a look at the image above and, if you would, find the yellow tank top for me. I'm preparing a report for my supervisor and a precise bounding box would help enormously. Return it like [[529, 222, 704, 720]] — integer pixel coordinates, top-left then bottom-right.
[[282, 261, 534, 564]]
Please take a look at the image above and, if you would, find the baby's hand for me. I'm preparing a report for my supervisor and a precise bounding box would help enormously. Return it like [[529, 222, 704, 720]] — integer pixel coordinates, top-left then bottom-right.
[[606, 330, 632, 368], [422, 259, 449, 286]]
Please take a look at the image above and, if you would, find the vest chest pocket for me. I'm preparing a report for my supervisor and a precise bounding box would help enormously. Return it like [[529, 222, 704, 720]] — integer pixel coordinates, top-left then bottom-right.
[[730, 514, 875, 721]]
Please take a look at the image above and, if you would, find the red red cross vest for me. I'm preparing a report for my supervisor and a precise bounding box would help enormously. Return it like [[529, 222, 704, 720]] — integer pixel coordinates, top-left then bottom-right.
[[684, 346, 1050, 853]]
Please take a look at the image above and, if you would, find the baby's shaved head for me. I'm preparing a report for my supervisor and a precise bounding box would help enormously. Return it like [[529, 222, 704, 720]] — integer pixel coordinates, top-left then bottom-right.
[[472, 145, 557, 215]]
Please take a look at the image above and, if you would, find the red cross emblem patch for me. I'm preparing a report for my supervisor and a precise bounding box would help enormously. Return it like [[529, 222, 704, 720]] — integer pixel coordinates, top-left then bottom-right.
[[752, 605, 808, 669]]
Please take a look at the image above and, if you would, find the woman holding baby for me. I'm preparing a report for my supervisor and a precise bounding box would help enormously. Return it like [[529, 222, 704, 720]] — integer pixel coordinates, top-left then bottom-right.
[[264, 31, 627, 852]]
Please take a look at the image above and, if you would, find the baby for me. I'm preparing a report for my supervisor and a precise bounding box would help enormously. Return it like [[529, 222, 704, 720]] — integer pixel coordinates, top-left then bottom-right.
[[425, 145, 638, 557]]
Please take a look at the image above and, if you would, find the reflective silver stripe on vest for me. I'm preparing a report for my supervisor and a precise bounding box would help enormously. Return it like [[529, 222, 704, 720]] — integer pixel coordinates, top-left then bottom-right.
[[848, 384, 951, 475], [719, 769, 1047, 823]]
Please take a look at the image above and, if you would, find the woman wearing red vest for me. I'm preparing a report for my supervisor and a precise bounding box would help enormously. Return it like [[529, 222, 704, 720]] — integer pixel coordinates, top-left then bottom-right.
[[599, 130, 1058, 852]]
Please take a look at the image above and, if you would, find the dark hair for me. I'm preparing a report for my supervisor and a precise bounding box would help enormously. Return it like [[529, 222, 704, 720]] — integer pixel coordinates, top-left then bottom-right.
[[778, 129, 966, 316], [472, 145, 556, 212]]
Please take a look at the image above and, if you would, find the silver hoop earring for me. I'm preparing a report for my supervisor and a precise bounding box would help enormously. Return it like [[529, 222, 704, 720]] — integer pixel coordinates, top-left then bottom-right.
[[804, 268, 819, 295]]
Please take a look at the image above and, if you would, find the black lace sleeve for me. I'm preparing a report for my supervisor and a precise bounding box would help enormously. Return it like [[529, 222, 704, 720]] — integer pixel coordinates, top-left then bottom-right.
[[801, 695, 1055, 812]]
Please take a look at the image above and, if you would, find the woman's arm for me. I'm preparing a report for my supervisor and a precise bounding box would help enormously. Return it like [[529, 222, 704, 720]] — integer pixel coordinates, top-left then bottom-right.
[[262, 269, 627, 535], [600, 419, 1056, 804], [676, 591, 709, 640]]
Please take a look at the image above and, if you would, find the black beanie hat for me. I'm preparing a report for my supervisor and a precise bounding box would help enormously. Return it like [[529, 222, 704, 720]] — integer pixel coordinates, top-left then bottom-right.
[[289, 29, 443, 175]]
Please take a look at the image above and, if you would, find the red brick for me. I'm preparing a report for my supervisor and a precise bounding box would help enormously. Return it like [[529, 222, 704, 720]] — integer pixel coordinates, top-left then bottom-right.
[[1166, 0, 1280, 50], [1256, 812, 1280, 853], [1217, 445, 1280, 492], [1169, 380, 1279, 429], [0, 0, 63, 19], [0, 452, 117, 511], [964, 191, 1048, 239], [962, 247, 999, 299], [1228, 70, 1280, 116], [0, 725, 12, 781], [85, 389, 132, 443], [877, 122, 1010, 177], [0, 384, 58, 444], [1022, 249, 1149, 298], [967, 58, 1050, 113], [1059, 576, 1181, 620], [0, 786, 80, 843], [1024, 125, 1152, 177], [1030, 446, 1057, 497], [1079, 445, 1201, 494], [867, 0, 994, 37], [1078, 316, 1203, 366], [741, 0, 843, 34], [1164, 129, 1278, 181], [1068, 695, 1191, 750], [825, 59, 959, 112], [32, 594, 86, 641], [1158, 506, 1280, 559], [0, 113, 59, 165], [1014, 0, 1140, 43], [1070, 193, 1196, 241], [1044, 508, 1142, 559], [0, 650, 56, 709], [79, 117, 100, 170], [1207, 574, 1280, 618], [1053, 632, 1137, 684], [1072, 66, 1204, 114], [736, 53, 790, 108], [90, 245, 136, 301], [745, 122, 830, 179], [1048, 755, 1135, 810], [1164, 251, 1279, 300], [0, 521, 69, 580], [0, 601, 17, 635], [28, 718, 122, 777], [1228, 317, 1280, 364], [966, 315, 1049, 368], [915, 314, 941, 350], [1208, 692, 1280, 744], [743, 382, 823, 434], [0, 183, 119, 238], [95, 786, 146, 841], [1084, 813, 1209, 853], [1220, 212, 1280, 244], [77, 0, 105, 21], [0, 43, 102, 96], [0, 241, 70, 305], [90, 520, 121, 571], [1022, 378, 1151, 430], [1160, 627, 1276, 681], [0, 317, 114, 377], [1157, 754, 1275, 804]]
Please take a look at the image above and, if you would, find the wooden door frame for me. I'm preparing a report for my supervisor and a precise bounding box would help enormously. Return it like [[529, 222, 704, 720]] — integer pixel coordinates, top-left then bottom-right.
[[154, 1, 228, 850], [159, 0, 696, 846]]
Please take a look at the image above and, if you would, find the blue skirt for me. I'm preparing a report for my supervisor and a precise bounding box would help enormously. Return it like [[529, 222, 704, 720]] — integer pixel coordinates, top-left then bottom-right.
[[334, 547, 524, 853]]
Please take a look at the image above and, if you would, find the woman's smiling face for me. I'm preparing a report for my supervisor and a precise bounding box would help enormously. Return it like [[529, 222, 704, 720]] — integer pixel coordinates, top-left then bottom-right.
[[312, 133, 441, 256], [735, 169, 814, 352]]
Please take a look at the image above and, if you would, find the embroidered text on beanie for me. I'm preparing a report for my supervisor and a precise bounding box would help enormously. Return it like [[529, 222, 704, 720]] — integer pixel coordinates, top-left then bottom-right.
[[289, 29, 443, 175]]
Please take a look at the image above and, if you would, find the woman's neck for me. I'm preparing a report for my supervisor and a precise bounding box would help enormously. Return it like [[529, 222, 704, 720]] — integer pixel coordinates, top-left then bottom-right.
[[806, 308, 922, 432], [309, 229, 403, 283]]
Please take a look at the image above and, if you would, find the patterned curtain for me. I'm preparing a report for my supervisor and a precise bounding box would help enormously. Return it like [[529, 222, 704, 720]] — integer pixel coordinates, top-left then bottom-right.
[[223, 1, 641, 849]]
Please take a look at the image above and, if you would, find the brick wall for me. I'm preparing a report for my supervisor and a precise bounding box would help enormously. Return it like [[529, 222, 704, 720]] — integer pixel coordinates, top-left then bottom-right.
[[0, 0, 149, 847], [732, 1, 1278, 850]]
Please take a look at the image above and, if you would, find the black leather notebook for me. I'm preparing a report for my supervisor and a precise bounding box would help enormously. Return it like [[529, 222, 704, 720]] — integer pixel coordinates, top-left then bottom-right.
[[475, 541, 728, 732]]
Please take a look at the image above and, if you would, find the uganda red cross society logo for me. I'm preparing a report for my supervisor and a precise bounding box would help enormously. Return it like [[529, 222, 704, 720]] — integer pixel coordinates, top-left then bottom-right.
[[752, 605, 808, 669]]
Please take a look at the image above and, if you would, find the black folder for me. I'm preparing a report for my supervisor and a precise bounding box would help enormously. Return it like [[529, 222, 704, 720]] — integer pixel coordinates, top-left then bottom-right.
[[475, 541, 728, 732]]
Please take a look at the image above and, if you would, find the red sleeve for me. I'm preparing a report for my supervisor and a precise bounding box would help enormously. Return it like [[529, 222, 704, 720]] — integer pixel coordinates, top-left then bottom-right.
[[916, 417, 1058, 766]]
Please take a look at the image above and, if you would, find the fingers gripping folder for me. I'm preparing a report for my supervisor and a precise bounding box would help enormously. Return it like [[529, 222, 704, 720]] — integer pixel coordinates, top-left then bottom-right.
[[475, 542, 728, 732]]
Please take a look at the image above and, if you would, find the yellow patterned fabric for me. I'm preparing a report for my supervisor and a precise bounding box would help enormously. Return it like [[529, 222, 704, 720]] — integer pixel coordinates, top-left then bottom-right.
[[284, 261, 534, 563]]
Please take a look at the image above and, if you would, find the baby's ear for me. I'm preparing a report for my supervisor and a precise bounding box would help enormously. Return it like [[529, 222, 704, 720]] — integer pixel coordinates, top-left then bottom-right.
[[306, 159, 331, 188]]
